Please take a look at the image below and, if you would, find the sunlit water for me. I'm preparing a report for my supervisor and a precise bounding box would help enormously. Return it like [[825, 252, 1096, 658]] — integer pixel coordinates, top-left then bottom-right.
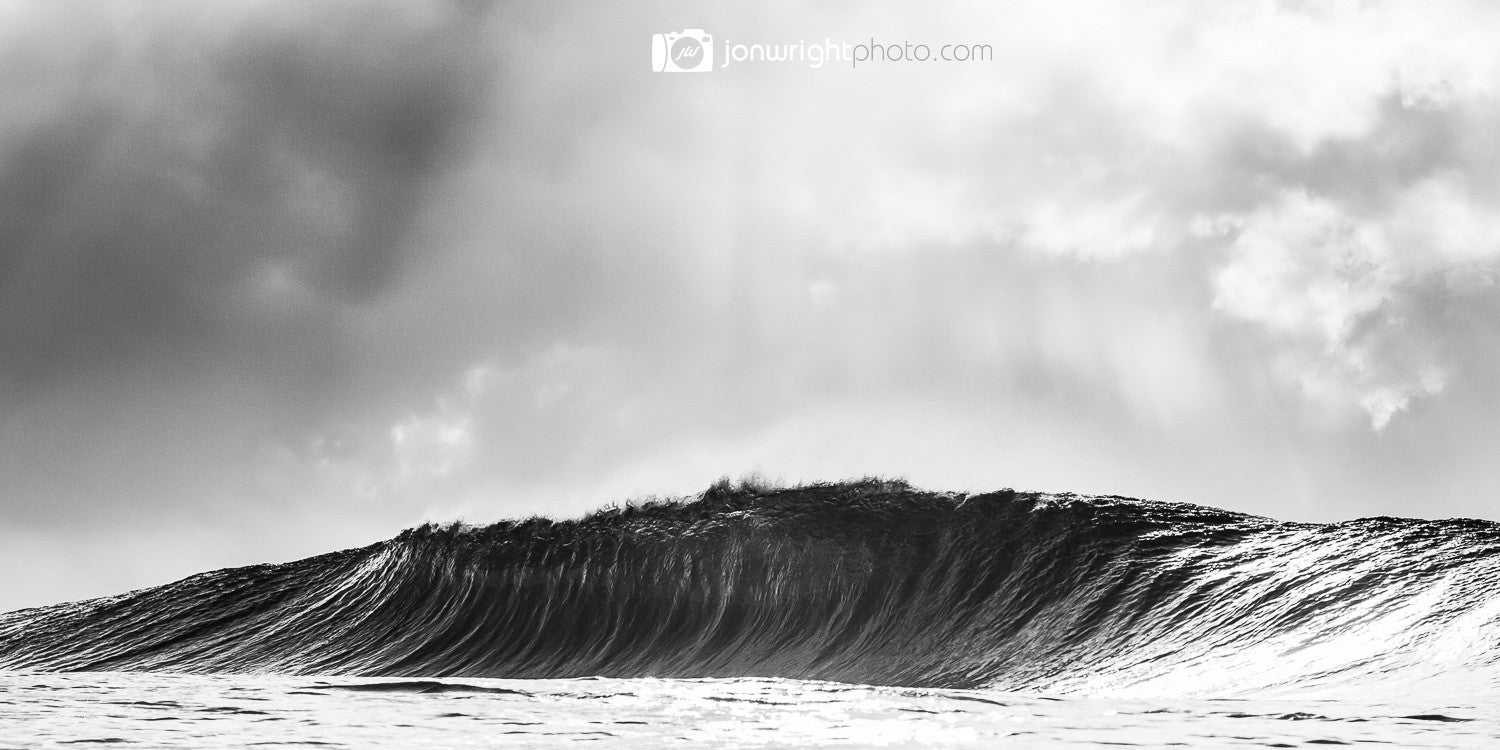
[[1, 672, 1493, 748]]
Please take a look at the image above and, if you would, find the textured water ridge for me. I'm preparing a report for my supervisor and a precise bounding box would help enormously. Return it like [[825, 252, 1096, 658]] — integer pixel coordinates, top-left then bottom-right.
[[1, 672, 1495, 749], [2, 480, 1499, 700]]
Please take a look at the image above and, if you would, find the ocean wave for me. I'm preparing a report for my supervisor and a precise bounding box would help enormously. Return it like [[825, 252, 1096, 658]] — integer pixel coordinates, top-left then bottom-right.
[[3, 480, 1498, 698]]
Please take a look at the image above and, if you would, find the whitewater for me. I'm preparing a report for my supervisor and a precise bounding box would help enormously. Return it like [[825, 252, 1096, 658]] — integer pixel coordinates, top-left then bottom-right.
[[2, 479, 1498, 747]]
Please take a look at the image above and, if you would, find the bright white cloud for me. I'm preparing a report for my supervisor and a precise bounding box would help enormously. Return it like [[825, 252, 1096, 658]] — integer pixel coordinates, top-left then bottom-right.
[[391, 402, 473, 481], [1212, 177, 1500, 429]]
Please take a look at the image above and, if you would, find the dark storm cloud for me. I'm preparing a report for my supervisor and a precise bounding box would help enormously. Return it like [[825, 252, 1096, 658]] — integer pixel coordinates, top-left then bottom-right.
[[0, 1, 489, 398]]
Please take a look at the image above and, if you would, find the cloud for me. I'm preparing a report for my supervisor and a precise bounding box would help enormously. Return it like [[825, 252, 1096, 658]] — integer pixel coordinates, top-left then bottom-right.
[[1197, 82, 1500, 428], [392, 406, 473, 481], [861, 0, 1500, 430], [1210, 187, 1478, 429], [283, 0, 1500, 499], [0, 0, 490, 398], [9, 0, 1500, 610]]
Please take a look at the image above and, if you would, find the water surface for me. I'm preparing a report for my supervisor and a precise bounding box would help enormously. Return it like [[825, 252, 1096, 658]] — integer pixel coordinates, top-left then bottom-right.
[[2, 672, 1493, 748]]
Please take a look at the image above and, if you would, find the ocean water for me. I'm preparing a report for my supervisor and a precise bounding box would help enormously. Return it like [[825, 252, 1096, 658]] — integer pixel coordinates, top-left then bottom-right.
[[4, 482, 1500, 747], [3, 672, 1494, 748]]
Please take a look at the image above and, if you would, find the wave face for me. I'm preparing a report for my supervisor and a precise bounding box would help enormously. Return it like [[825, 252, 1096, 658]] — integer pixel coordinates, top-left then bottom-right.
[[3, 480, 1500, 698]]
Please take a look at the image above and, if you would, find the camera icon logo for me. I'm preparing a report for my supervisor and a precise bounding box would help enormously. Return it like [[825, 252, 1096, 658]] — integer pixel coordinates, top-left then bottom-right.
[[651, 29, 714, 73]]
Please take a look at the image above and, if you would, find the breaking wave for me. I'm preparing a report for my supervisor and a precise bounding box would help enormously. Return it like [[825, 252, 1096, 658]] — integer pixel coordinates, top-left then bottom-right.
[[3, 480, 1499, 698]]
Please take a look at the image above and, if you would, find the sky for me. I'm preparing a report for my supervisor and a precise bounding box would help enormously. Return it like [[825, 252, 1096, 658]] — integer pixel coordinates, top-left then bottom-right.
[[3, 0, 1500, 611]]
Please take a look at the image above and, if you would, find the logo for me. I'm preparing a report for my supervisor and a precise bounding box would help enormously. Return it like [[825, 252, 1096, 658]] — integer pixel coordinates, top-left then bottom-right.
[[651, 29, 714, 73]]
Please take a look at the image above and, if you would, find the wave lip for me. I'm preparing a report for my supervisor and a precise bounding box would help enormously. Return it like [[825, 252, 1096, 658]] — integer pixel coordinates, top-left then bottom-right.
[[3, 479, 1499, 698]]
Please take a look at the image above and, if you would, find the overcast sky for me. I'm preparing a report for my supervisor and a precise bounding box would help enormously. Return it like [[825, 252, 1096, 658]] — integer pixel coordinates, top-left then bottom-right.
[[4, 0, 1500, 611]]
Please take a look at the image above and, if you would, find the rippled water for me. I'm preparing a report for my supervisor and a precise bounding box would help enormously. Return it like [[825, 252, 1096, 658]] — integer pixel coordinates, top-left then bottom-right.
[[1, 672, 1494, 748]]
